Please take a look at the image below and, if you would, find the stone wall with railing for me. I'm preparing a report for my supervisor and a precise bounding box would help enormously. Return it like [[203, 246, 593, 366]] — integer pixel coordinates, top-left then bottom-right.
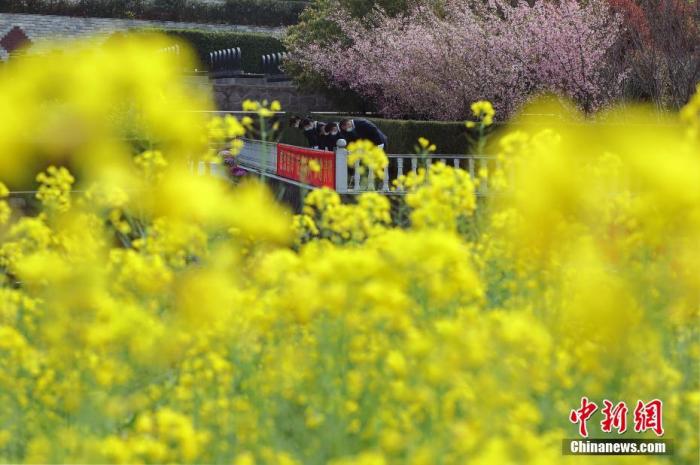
[[0, 13, 282, 60], [0, 14, 330, 112]]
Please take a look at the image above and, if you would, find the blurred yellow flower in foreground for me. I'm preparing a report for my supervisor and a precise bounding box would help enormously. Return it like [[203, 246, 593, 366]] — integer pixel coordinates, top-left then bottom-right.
[[0, 34, 697, 465]]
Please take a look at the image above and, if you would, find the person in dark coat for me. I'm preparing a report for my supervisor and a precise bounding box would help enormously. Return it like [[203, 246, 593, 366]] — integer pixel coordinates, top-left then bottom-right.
[[339, 118, 388, 149], [341, 118, 395, 185], [300, 118, 328, 149], [289, 115, 302, 129], [325, 122, 341, 151], [289, 115, 315, 147], [316, 122, 333, 151], [292, 117, 315, 148]]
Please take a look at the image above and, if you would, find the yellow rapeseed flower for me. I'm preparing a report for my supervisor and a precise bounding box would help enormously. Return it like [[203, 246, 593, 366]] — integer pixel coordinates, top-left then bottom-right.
[[0, 34, 697, 465], [347, 140, 388, 178], [308, 159, 321, 173]]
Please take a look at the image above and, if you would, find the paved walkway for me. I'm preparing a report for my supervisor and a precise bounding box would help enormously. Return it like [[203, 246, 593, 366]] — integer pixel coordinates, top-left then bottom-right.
[[0, 13, 284, 60]]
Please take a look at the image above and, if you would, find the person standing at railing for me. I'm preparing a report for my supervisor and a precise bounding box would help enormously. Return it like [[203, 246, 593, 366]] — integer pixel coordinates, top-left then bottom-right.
[[339, 118, 388, 150], [316, 122, 328, 150], [340, 118, 392, 182], [289, 115, 302, 129], [289, 117, 326, 149], [288, 115, 316, 148], [301, 118, 328, 149], [326, 122, 341, 150]]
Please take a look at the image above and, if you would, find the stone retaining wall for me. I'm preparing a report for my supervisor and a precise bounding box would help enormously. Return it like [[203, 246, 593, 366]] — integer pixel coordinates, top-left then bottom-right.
[[0, 13, 283, 60], [210, 76, 334, 113], [0, 14, 329, 113]]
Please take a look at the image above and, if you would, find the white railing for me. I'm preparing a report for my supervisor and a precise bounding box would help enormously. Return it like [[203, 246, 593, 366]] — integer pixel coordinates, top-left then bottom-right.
[[237, 138, 278, 172], [334, 139, 497, 195], [198, 138, 498, 195], [192, 158, 230, 180], [157, 44, 180, 56]]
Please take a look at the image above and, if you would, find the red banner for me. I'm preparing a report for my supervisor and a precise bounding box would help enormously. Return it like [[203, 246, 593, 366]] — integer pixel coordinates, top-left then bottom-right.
[[276, 144, 336, 188]]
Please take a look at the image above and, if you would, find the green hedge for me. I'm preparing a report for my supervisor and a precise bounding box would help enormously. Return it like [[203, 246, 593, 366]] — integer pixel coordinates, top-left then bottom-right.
[[371, 117, 473, 154], [279, 116, 478, 154], [108, 29, 285, 73], [0, 0, 307, 27], [164, 29, 285, 73]]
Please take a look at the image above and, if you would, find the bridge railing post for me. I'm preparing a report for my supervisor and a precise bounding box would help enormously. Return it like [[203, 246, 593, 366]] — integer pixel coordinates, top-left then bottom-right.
[[335, 139, 348, 193]]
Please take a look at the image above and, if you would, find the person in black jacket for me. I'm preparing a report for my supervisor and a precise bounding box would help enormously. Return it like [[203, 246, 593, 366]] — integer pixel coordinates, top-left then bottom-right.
[[289, 115, 302, 129], [318, 123, 343, 151], [341, 118, 395, 185], [289, 115, 311, 146], [288, 116, 317, 148], [325, 122, 341, 151], [339, 118, 388, 149], [300, 118, 328, 149]]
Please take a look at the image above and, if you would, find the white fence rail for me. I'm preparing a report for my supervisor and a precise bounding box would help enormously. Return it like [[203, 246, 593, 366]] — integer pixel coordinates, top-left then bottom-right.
[[198, 138, 498, 195], [237, 138, 278, 172], [335, 140, 497, 195]]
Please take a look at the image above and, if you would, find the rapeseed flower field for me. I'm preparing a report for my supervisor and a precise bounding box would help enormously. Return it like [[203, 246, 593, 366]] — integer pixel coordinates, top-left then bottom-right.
[[0, 36, 698, 464]]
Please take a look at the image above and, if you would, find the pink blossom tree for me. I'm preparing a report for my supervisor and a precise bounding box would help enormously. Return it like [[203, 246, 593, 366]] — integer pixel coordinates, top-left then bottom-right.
[[287, 0, 625, 120]]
